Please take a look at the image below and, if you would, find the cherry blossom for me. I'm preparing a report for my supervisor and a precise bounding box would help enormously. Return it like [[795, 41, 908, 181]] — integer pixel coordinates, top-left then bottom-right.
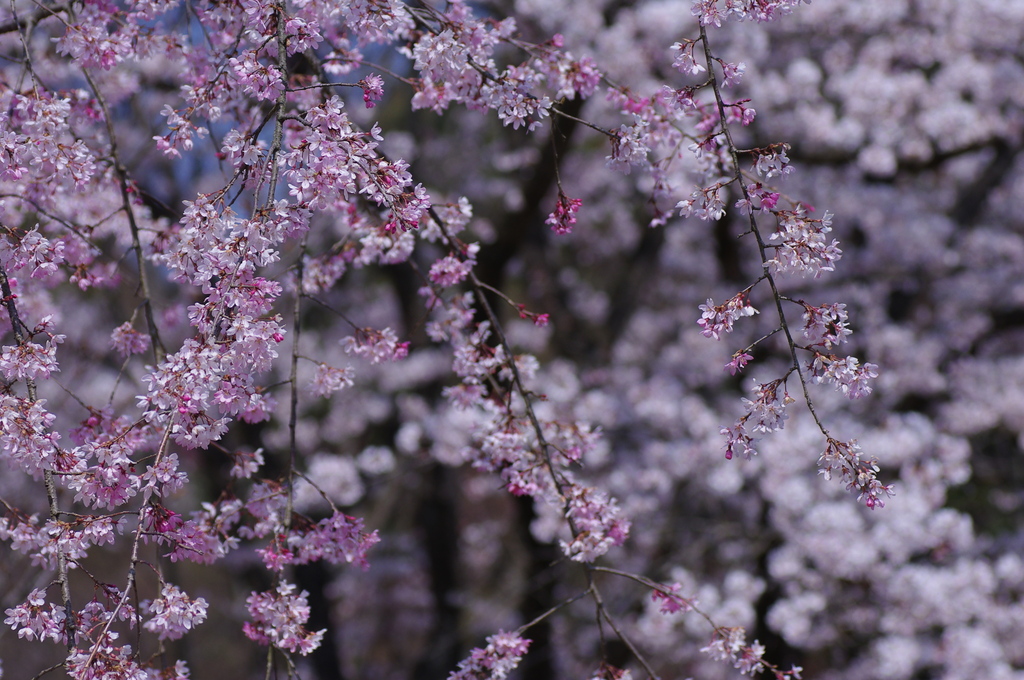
[[560, 484, 631, 562], [800, 302, 851, 349], [243, 583, 325, 655], [341, 327, 409, 364], [449, 631, 531, 680], [818, 439, 895, 508], [110, 322, 151, 357], [765, 208, 843, 277], [698, 293, 758, 340], [651, 582, 696, 615], [309, 363, 356, 397], [0, 337, 62, 381], [141, 584, 209, 640], [546, 193, 584, 235], [1, 0, 1018, 677], [809, 353, 879, 399], [4, 589, 67, 644], [429, 254, 474, 287]]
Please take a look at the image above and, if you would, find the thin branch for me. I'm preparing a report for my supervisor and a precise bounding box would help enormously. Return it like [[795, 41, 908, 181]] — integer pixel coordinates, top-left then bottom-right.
[[9, 0, 65, 29], [517, 586, 594, 633], [0, 261, 75, 649], [80, 423, 174, 670], [284, 234, 307, 532], [81, 69, 166, 364], [593, 582, 661, 680], [28, 661, 66, 680], [699, 24, 830, 437]]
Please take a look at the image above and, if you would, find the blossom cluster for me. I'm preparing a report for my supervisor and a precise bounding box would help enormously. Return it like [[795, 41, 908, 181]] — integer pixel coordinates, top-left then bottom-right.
[[665, 23, 890, 514], [698, 293, 758, 340], [691, 0, 809, 26], [141, 584, 209, 640], [651, 582, 696, 615], [407, 4, 600, 130], [243, 583, 325, 656], [719, 377, 796, 461], [0, 0, 931, 676], [700, 627, 768, 676], [766, 209, 843, 278], [4, 588, 67, 644], [818, 439, 895, 509], [546, 192, 584, 235], [801, 302, 851, 349], [560, 485, 631, 562], [448, 631, 531, 680], [809, 353, 880, 399], [0, 335, 62, 382], [341, 327, 410, 364]]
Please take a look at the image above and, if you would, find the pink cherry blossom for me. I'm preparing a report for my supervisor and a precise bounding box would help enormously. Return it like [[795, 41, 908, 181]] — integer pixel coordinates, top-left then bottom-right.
[[546, 193, 583, 235], [449, 631, 531, 680], [110, 322, 151, 357], [341, 327, 409, 363], [243, 583, 325, 655], [4, 0, 1014, 678], [141, 584, 209, 640], [698, 293, 758, 339]]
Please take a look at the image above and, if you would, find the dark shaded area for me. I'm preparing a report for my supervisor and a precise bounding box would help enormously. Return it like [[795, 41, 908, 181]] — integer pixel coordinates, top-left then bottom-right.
[[296, 561, 346, 680], [513, 495, 561, 680], [604, 225, 668, 357], [752, 502, 802, 675], [413, 464, 464, 680], [714, 212, 744, 284], [950, 141, 1017, 227], [949, 428, 1024, 537], [475, 95, 586, 295], [886, 284, 919, 323]]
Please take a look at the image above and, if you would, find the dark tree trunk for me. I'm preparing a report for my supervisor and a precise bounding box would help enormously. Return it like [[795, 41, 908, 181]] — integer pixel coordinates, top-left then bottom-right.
[[514, 495, 560, 680], [414, 463, 464, 679], [295, 561, 346, 680]]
